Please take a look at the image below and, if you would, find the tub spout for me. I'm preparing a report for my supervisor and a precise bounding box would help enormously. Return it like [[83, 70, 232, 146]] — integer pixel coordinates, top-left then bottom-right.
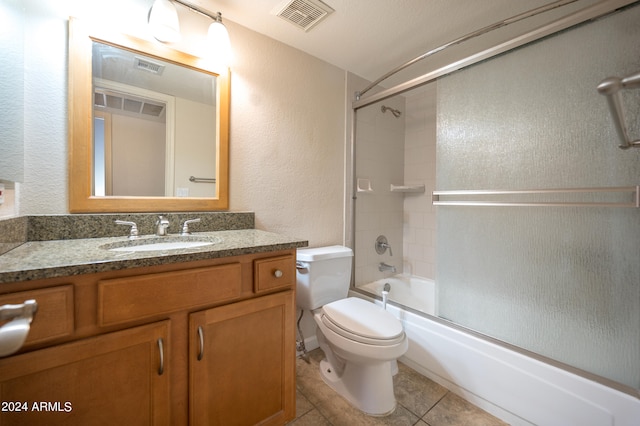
[[378, 262, 396, 273], [382, 283, 390, 310]]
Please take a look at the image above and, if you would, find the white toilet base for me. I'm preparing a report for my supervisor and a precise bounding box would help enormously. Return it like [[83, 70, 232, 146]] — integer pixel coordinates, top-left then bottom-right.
[[318, 358, 397, 416]]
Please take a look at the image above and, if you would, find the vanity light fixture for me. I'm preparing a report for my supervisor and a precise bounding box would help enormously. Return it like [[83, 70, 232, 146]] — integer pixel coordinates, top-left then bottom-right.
[[148, 0, 181, 43], [148, 0, 231, 62]]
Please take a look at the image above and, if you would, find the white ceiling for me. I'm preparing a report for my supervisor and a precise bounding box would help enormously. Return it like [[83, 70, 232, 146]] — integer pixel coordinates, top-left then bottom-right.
[[193, 0, 603, 87]]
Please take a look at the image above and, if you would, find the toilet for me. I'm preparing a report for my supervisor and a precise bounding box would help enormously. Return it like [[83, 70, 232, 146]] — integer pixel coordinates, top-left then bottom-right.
[[296, 246, 408, 416]]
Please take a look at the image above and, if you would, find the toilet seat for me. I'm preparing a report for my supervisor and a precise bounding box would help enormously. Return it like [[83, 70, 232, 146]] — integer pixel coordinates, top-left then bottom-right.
[[321, 298, 405, 346]]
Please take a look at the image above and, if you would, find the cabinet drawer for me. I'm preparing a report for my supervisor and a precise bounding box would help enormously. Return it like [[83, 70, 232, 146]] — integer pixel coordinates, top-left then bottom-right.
[[0, 285, 74, 347], [98, 263, 242, 326], [254, 255, 294, 293]]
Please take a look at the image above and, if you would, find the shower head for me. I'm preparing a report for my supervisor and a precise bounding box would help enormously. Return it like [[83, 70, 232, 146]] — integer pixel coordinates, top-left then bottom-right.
[[381, 105, 402, 118]]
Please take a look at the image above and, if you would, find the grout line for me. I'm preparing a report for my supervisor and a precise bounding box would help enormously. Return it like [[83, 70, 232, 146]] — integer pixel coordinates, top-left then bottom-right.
[[423, 390, 450, 417]]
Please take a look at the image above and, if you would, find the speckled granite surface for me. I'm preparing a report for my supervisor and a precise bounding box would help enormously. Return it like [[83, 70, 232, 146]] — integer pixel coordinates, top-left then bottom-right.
[[0, 230, 307, 283], [26, 212, 255, 241], [0, 213, 308, 284], [0, 216, 27, 256]]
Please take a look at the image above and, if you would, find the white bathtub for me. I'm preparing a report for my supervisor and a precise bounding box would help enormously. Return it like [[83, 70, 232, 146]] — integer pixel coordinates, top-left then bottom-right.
[[349, 280, 640, 425], [356, 274, 435, 315]]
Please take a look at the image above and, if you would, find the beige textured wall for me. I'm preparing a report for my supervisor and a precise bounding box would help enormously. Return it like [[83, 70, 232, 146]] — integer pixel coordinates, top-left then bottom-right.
[[18, 0, 347, 247], [225, 21, 347, 245]]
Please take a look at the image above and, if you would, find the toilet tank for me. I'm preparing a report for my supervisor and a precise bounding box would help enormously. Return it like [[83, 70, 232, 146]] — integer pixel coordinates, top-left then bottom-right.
[[296, 246, 353, 310]]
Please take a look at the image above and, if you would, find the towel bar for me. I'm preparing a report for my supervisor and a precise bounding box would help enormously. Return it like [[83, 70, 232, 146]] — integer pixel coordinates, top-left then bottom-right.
[[432, 186, 640, 207], [189, 176, 216, 183]]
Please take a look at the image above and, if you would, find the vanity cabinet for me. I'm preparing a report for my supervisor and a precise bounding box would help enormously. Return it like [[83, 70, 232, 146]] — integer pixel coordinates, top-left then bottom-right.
[[0, 249, 296, 426], [0, 285, 74, 349], [190, 290, 295, 426], [0, 321, 170, 426]]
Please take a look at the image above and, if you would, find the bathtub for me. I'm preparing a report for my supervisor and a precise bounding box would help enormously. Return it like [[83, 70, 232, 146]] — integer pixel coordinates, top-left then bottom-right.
[[356, 274, 435, 315], [348, 279, 640, 426]]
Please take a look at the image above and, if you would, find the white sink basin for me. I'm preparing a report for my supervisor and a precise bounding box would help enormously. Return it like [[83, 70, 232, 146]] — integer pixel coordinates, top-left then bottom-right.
[[102, 236, 222, 253], [108, 241, 215, 252]]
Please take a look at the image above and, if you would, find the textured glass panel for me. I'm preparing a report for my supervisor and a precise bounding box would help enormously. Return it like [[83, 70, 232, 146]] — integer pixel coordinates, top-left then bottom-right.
[[437, 4, 640, 388]]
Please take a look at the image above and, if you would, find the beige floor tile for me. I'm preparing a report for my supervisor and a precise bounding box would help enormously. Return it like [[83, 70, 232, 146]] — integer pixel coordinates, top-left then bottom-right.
[[288, 408, 332, 425], [295, 389, 315, 419], [421, 392, 509, 426], [295, 350, 419, 426], [394, 361, 448, 417], [294, 349, 506, 426]]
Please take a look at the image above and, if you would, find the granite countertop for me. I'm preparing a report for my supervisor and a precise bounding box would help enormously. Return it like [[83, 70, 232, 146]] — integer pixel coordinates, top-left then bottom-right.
[[0, 230, 308, 284]]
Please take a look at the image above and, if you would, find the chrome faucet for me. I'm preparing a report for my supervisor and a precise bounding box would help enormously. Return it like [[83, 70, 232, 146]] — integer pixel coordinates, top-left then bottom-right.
[[115, 220, 139, 239], [155, 215, 170, 236], [378, 262, 396, 273], [180, 218, 201, 235]]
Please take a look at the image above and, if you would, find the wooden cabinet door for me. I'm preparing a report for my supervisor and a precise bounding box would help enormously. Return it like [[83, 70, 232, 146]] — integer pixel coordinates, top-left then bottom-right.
[[189, 291, 295, 426], [0, 321, 170, 426]]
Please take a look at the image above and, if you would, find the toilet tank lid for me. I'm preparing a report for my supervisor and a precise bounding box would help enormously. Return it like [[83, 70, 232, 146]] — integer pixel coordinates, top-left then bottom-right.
[[296, 245, 353, 262]]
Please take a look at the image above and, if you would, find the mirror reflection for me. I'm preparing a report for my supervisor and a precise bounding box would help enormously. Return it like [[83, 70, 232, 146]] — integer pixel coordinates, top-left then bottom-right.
[[92, 42, 217, 198], [68, 17, 229, 213]]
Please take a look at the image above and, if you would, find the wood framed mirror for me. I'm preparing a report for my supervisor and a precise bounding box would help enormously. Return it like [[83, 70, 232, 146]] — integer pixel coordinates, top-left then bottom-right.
[[68, 18, 229, 212]]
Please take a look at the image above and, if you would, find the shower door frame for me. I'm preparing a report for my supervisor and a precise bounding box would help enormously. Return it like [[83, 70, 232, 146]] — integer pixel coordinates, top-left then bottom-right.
[[347, 0, 640, 398]]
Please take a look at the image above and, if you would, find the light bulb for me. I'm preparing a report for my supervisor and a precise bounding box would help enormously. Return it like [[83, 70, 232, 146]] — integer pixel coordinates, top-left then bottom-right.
[[207, 14, 231, 65], [148, 0, 180, 43]]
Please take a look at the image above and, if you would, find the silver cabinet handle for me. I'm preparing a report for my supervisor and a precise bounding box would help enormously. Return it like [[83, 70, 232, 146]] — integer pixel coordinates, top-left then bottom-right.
[[273, 269, 283, 278], [197, 326, 204, 361], [157, 338, 164, 375]]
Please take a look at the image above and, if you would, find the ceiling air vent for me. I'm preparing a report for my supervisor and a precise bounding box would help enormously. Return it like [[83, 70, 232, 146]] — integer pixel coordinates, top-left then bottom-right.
[[134, 57, 165, 75], [94, 88, 166, 122], [273, 0, 334, 32]]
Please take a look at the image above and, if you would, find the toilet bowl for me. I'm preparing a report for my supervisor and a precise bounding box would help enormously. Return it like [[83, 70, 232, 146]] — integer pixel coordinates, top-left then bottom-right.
[[314, 297, 408, 416], [295, 246, 408, 416]]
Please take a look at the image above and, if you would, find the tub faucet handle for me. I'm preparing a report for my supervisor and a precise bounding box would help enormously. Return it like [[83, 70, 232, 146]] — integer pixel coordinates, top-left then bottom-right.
[[375, 235, 393, 256]]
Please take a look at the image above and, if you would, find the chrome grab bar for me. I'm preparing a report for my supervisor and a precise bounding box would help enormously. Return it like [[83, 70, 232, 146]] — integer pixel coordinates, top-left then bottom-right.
[[432, 186, 640, 208]]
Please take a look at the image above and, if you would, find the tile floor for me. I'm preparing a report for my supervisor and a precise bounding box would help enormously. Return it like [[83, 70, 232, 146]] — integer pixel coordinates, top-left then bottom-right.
[[288, 349, 508, 426]]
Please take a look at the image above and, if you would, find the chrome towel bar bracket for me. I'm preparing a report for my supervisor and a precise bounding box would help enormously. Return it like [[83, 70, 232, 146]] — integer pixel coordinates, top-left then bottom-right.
[[597, 70, 640, 150]]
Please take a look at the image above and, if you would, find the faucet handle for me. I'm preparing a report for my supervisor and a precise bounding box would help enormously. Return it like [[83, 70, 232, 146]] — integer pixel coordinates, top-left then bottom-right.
[[375, 235, 393, 256], [181, 218, 201, 236], [115, 220, 139, 239]]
